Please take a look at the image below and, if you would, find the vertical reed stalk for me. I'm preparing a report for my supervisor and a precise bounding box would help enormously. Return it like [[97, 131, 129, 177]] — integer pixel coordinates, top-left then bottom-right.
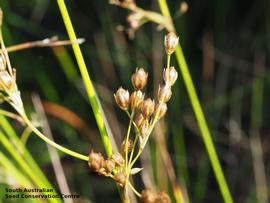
[[56, 0, 113, 156], [157, 1, 233, 202]]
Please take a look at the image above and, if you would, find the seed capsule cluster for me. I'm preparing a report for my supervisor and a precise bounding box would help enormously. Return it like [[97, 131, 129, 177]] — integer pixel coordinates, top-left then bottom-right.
[[88, 150, 126, 187], [88, 32, 179, 201], [114, 65, 177, 143]]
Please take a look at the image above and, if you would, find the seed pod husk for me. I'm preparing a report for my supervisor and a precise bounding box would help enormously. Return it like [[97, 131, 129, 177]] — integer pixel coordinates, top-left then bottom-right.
[[163, 66, 178, 86], [130, 90, 144, 110], [131, 68, 148, 90], [155, 103, 167, 119], [140, 98, 155, 118], [104, 159, 115, 174], [88, 151, 104, 172], [114, 87, 130, 110], [112, 153, 124, 166], [158, 85, 172, 103], [114, 171, 126, 187], [164, 32, 179, 55], [134, 113, 144, 129], [121, 139, 134, 155]]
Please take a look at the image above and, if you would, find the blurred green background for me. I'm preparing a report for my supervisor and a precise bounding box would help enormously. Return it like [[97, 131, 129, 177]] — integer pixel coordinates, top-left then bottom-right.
[[0, 0, 269, 203]]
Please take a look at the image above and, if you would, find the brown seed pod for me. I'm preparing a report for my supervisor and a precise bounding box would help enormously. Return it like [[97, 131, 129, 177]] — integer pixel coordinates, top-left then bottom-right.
[[155, 191, 171, 203], [88, 150, 104, 172], [111, 153, 125, 166], [114, 171, 126, 187], [121, 139, 134, 155], [139, 119, 149, 138], [131, 68, 148, 90], [134, 113, 144, 129], [164, 32, 179, 55], [141, 189, 157, 203], [0, 71, 13, 90], [130, 90, 144, 110], [158, 85, 172, 103], [163, 67, 178, 86], [104, 159, 115, 174], [140, 98, 155, 118], [155, 103, 167, 119], [114, 87, 130, 110]]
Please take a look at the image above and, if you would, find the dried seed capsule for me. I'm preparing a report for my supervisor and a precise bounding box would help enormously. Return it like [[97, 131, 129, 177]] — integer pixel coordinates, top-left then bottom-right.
[[155, 103, 167, 119], [112, 153, 124, 166], [163, 67, 178, 86], [164, 32, 179, 55], [131, 68, 148, 90], [114, 87, 130, 110], [0, 71, 13, 89], [88, 151, 104, 172], [158, 85, 172, 103], [97, 167, 107, 176], [130, 90, 144, 110], [134, 113, 144, 129], [155, 191, 171, 203], [104, 159, 115, 174], [140, 98, 155, 118], [140, 119, 149, 138], [114, 171, 126, 187], [141, 189, 157, 203], [121, 139, 134, 155]]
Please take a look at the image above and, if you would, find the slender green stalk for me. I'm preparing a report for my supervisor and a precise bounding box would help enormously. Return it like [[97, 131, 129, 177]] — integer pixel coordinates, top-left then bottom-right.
[[56, 0, 113, 156], [157, 1, 233, 203], [125, 111, 134, 169], [21, 114, 89, 161]]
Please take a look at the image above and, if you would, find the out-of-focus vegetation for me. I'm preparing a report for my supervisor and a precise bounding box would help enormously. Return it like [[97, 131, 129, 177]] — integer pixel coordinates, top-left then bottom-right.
[[0, 0, 269, 203]]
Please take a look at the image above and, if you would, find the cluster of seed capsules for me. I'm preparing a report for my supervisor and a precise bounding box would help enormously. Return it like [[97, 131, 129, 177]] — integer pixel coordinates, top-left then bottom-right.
[[88, 150, 127, 187], [114, 32, 179, 150], [114, 65, 178, 149], [88, 32, 179, 203]]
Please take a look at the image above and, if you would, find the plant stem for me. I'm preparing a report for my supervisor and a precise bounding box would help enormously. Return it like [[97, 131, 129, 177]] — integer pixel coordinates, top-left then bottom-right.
[[157, 1, 233, 203], [167, 54, 171, 68], [125, 111, 134, 168], [128, 182, 141, 197], [21, 114, 89, 161], [56, 0, 113, 157], [0, 109, 23, 122]]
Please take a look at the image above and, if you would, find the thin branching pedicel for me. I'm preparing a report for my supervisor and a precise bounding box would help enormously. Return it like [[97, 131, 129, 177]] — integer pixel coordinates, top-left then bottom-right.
[[88, 32, 178, 203]]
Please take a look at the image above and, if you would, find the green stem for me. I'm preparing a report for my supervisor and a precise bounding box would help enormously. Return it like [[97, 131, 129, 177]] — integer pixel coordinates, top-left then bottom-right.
[[128, 134, 138, 167], [21, 114, 88, 161], [56, 0, 113, 157], [125, 111, 134, 169], [167, 54, 171, 68], [128, 182, 141, 197], [157, 1, 233, 203]]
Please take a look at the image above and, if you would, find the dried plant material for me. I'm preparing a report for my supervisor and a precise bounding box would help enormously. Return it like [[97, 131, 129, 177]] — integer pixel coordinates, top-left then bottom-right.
[[114, 87, 130, 110], [164, 32, 179, 55], [131, 68, 148, 90]]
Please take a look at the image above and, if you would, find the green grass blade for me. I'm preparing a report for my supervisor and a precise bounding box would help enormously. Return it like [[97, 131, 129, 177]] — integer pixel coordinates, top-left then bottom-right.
[[56, 0, 113, 157]]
